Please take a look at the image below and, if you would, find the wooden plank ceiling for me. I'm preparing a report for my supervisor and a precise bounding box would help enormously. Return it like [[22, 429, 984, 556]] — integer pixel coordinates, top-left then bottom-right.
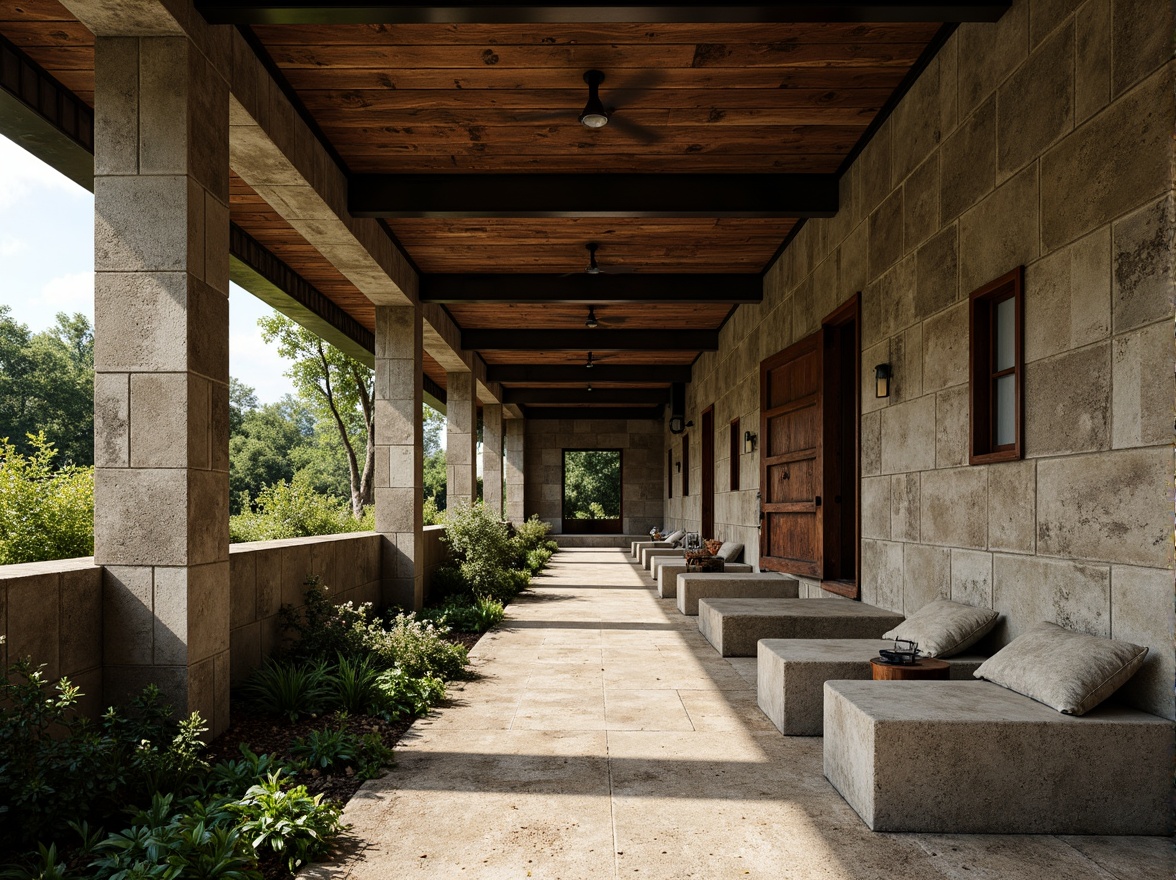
[[0, 3, 952, 413]]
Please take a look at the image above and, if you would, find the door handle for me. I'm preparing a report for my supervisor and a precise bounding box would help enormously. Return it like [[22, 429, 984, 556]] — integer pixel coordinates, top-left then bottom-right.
[[814, 495, 821, 507]]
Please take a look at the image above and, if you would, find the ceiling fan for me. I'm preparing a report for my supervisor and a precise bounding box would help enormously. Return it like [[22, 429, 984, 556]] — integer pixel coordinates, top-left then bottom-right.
[[565, 242, 636, 277], [577, 69, 662, 144], [584, 305, 627, 328]]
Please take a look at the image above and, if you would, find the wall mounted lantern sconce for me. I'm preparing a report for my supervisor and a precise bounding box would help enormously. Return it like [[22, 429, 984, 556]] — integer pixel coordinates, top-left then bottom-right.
[[743, 431, 757, 454], [875, 363, 892, 398]]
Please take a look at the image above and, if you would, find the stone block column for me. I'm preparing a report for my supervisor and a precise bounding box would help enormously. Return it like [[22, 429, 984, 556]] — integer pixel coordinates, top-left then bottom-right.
[[482, 403, 504, 519], [91, 35, 231, 735], [505, 417, 526, 523], [446, 370, 478, 507], [375, 306, 424, 610]]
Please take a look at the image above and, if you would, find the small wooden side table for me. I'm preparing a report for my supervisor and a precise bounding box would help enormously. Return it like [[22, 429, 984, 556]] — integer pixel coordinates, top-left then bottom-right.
[[870, 658, 950, 681]]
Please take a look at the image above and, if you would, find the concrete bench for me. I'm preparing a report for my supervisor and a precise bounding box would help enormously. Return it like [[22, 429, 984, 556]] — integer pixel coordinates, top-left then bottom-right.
[[631, 540, 673, 559], [640, 546, 686, 569], [757, 639, 984, 735], [823, 680, 1174, 835], [676, 573, 798, 615], [654, 560, 753, 597], [697, 598, 904, 657]]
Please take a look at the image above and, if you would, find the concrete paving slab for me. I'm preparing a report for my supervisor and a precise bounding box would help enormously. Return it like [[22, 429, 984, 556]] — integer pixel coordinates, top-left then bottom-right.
[[312, 548, 1170, 879]]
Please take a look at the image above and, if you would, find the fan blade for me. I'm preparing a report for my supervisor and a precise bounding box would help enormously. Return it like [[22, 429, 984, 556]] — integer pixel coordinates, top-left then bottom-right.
[[613, 69, 667, 104], [607, 112, 662, 145], [601, 265, 638, 275]]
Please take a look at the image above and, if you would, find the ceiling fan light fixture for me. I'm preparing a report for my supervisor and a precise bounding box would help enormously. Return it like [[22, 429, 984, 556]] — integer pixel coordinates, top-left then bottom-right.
[[585, 306, 599, 328], [586, 352, 595, 369], [579, 70, 609, 129]]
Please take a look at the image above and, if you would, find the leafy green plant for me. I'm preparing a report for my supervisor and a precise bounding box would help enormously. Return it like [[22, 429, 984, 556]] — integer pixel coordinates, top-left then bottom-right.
[[423, 495, 444, 526], [0, 842, 69, 880], [230, 774, 344, 873], [525, 547, 553, 575], [90, 793, 260, 880], [442, 502, 516, 598], [421, 596, 504, 634], [370, 667, 446, 721], [331, 654, 381, 714], [0, 433, 93, 564], [241, 659, 334, 722], [201, 746, 295, 801], [364, 615, 468, 680], [278, 577, 371, 663], [354, 733, 395, 780], [290, 728, 357, 773]]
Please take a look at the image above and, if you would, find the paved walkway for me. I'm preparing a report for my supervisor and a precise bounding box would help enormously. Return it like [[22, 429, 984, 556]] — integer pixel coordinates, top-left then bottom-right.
[[315, 548, 1171, 879]]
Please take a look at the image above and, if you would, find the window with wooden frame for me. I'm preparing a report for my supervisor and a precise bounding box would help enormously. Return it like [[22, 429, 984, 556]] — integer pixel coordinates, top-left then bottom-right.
[[969, 267, 1024, 464], [729, 417, 740, 491], [681, 433, 690, 496], [667, 448, 673, 499]]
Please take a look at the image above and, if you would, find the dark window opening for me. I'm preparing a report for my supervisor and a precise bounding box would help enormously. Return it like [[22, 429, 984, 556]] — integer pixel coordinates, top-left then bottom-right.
[[667, 448, 673, 499], [729, 417, 740, 491], [969, 267, 1024, 464], [681, 434, 690, 496]]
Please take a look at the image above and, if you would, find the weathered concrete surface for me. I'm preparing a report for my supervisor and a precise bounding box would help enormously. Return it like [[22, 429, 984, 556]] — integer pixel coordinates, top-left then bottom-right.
[[641, 546, 685, 570], [698, 598, 905, 657], [654, 561, 753, 598], [676, 573, 799, 616], [310, 549, 1172, 878], [757, 639, 983, 736], [824, 680, 1173, 834]]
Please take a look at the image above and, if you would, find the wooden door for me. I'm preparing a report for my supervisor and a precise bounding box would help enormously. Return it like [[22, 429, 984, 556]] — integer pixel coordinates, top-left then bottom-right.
[[759, 333, 823, 578], [701, 405, 714, 537]]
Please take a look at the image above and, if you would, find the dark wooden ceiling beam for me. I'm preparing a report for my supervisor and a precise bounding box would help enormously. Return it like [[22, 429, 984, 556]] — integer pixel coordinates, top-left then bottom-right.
[[198, 3, 1011, 25], [350, 174, 837, 219], [463, 329, 718, 351], [506, 387, 669, 405], [523, 406, 665, 421], [488, 364, 691, 383], [421, 273, 761, 304]]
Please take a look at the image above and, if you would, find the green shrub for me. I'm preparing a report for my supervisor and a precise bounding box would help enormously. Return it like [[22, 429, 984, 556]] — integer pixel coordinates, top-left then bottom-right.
[[370, 668, 446, 721], [241, 659, 335, 722], [354, 732, 395, 780], [428, 564, 467, 600], [0, 433, 93, 564], [423, 495, 444, 526], [511, 514, 553, 553], [291, 727, 357, 772], [229, 475, 370, 543], [202, 746, 295, 800], [90, 793, 259, 880], [421, 595, 504, 634], [230, 773, 344, 873], [442, 502, 516, 598], [525, 547, 553, 575], [278, 577, 370, 663], [331, 654, 381, 714], [364, 615, 468, 681]]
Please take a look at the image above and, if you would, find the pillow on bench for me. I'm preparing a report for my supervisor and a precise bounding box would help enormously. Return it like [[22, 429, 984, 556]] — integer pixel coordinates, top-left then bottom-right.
[[881, 599, 998, 657], [716, 541, 744, 562], [664, 529, 686, 545], [973, 621, 1148, 716]]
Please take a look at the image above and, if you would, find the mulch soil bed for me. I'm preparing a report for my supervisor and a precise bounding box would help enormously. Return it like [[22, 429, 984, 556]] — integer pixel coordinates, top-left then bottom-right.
[[203, 628, 485, 879]]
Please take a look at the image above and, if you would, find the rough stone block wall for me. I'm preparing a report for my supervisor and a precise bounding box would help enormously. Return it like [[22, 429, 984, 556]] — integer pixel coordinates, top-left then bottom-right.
[[524, 418, 664, 534], [665, 0, 1174, 718], [228, 533, 381, 684], [0, 558, 104, 719]]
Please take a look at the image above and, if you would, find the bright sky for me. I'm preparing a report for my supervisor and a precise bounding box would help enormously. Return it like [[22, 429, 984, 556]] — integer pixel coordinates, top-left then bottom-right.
[[0, 134, 294, 404]]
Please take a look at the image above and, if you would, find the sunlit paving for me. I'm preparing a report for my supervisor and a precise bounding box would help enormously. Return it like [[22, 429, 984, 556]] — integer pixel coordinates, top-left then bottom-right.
[[315, 549, 1173, 879]]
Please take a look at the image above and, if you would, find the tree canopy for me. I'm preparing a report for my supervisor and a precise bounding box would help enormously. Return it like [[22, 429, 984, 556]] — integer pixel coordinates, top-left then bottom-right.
[[0, 306, 94, 467], [562, 450, 621, 520]]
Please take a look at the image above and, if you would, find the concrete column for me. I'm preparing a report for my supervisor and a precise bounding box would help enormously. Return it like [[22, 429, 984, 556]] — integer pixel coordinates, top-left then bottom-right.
[[91, 35, 231, 735], [505, 417, 526, 524], [446, 370, 478, 507], [482, 403, 504, 519], [374, 306, 424, 610]]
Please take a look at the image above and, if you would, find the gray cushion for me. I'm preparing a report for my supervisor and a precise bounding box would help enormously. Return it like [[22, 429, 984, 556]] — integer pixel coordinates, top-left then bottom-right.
[[716, 541, 744, 562], [881, 599, 998, 658], [973, 621, 1148, 716], [664, 529, 686, 545]]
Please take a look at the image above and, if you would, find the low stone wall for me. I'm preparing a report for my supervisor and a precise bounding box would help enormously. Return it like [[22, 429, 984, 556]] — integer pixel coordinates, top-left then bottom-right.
[[0, 528, 453, 713], [0, 557, 104, 718], [228, 533, 382, 685]]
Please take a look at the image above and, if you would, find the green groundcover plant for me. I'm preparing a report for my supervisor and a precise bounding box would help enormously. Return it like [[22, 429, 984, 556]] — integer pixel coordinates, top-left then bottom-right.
[[0, 433, 93, 565]]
